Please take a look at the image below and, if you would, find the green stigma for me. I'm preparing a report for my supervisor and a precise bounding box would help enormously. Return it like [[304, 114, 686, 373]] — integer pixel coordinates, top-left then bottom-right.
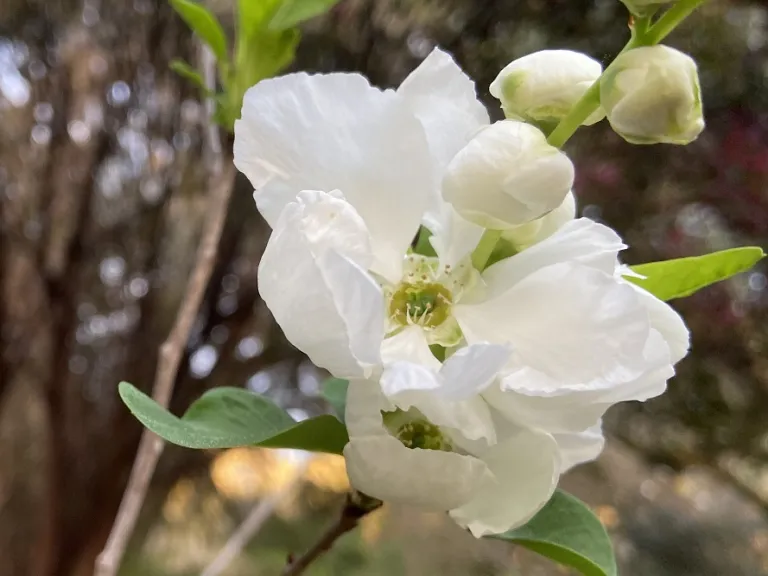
[[382, 408, 453, 452], [388, 282, 452, 328]]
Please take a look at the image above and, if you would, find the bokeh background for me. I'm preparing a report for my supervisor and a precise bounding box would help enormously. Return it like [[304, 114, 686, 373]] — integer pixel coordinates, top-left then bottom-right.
[[2, 0, 768, 574]]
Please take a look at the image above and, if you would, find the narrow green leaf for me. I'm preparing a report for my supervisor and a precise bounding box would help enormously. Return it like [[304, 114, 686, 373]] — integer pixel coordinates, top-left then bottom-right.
[[169, 59, 207, 90], [119, 382, 349, 454], [491, 490, 616, 576], [627, 246, 765, 301], [269, 0, 342, 30], [170, 0, 229, 63], [237, 0, 281, 35], [321, 378, 348, 422]]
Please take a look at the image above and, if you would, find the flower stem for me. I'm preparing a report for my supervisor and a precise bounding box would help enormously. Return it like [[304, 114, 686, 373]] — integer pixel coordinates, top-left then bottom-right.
[[546, 0, 709, 149], [282, 492, 382, 576], [471, 228, 503, 272], [644, 0, 708, 45]]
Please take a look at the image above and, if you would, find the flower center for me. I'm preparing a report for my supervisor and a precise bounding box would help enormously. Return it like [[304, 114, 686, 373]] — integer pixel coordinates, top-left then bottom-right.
[[388, 282, 453, 328], [382, 408, 454, 452]]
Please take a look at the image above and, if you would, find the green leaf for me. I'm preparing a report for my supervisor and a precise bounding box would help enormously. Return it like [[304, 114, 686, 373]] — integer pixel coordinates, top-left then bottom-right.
[[119, 382, 349, 454], [227, 0, 299, 127], [627, 246, 765, 301], [170, 0, 229, 63], [491, 490, 616, 576], [268, 0, 342, 30], [321, 378, 348, 422], [169, 59, 208, 91], [412, 226, 437, 257]]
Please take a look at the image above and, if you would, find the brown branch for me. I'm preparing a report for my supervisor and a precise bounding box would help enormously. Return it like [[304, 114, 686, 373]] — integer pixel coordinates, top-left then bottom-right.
[[94, 45, 235, 576], [282, 492, 382, 576]]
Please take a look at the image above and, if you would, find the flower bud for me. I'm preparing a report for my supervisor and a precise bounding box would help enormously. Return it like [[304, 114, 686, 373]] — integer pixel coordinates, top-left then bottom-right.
[[619, 0, 675, 17], [600, 45, 704, 145], [490, 50, 605, 128], [442, 120, 574, 229]]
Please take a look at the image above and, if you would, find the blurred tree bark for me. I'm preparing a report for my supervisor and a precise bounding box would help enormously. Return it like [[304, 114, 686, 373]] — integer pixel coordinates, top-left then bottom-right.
[[0, 2, 305, 574], [1, 1, 767, 575]]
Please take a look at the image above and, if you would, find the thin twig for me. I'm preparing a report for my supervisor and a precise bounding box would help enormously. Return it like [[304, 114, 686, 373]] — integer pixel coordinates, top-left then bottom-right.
[[200, 459, 311, 576], [95, 45, 235, 576], [282, 492, 382, 576]]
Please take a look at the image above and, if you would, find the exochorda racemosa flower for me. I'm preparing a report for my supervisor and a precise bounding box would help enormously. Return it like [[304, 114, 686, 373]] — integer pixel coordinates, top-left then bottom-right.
[[233, 46, 690, 535], [343, 342, 611, 536]]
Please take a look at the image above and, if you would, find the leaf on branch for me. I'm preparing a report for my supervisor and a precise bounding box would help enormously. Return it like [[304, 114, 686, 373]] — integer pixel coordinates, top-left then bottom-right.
[[491, 490, 617, 576], [224, 0, 300, 129], [627, 246, 765, 301], [268, 0, 343, 31], [119, 382, 349, 454], [170, 0, 229, 64], [321, 378, 348, 422], [169, 59, 209, 91]]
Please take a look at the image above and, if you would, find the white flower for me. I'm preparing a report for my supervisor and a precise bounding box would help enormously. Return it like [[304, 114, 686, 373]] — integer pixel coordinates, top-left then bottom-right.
[[600, 45, 704, 145], [343, 344, 562, 537], [235, 48, 571, 375], [442, 120, 575, 229], [490, 50, 605, 127], [235, 47, 689, 428]]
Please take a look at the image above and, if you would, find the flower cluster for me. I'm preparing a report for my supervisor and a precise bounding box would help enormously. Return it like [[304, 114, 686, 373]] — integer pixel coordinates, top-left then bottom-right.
[[233, 48, 694, 536]]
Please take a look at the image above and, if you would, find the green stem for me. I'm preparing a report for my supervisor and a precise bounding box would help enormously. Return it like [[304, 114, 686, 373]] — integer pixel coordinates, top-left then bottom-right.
[[545, 82, 602, 149], [644, 0, 708, 44], [546, 0, 708, 149], [471, 229, 503, 272]]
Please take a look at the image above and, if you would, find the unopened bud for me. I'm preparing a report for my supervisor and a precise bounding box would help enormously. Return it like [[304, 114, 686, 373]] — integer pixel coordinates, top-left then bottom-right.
[[490, 50, 605, 128], [600, 45, 704, 145], [442, 120, 574, 229]]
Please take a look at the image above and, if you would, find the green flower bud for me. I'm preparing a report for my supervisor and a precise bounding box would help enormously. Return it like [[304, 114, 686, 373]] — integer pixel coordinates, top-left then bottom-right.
[[490, 50, 605, 128], [600, 45, 704, 145]]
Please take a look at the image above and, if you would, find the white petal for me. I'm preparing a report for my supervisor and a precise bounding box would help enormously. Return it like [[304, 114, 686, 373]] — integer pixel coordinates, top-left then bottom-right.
[[596, 327, 674, 403], [482, 218, 624, 300], [553, 423, 605, 472], [398, 48, 489, 227], [485, 332, 671, 432], [485, 377, 612, 433], [428, 204, 485, 271], [380, 362, 497, 444], [380, 361, 440, 396], [437, 343, 512, 399], [235, 73, 434, 282], [486, 330, 672, 432], [381, 325, 441, 370], [345, 379, 392, 438], [344, 436, 489, 511], [630, 283, 690, 363], [458, 263, 649, 386], [322, 250, 386, 374], [450, 427, 560, 536], [258, 195, 383, 379]]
